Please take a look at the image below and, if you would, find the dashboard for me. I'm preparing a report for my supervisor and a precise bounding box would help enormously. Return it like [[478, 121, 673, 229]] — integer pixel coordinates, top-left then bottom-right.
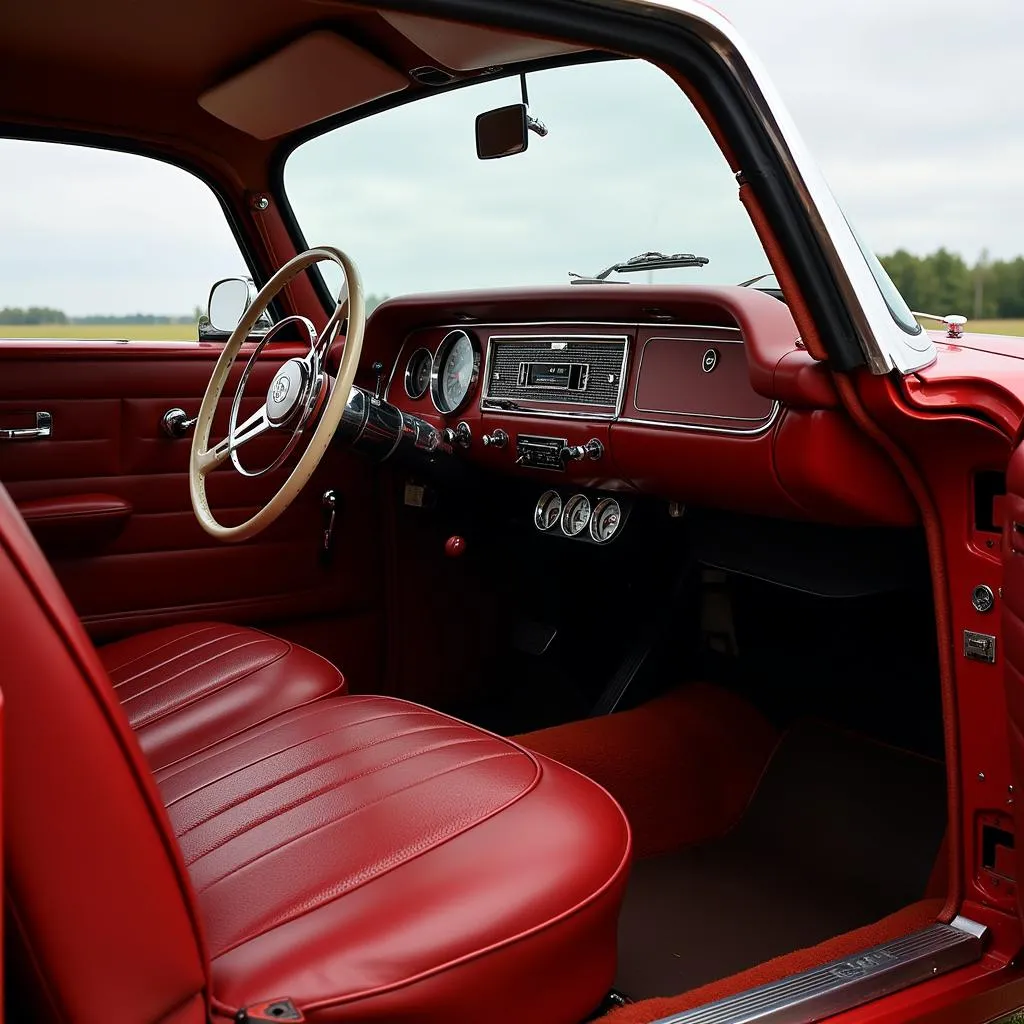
[[357, 284, 919, 531]]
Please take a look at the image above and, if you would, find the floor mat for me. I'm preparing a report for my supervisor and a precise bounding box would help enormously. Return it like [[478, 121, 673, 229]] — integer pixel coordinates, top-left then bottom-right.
[[516, 684, 779, 858], [615, 722, 947, 1000]]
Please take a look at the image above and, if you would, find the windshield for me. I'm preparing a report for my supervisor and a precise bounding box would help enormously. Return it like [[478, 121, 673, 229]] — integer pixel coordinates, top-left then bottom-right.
[[285, 59, 771, 298]]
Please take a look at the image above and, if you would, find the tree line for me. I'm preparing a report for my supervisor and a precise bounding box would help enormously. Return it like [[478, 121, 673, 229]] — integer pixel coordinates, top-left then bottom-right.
[[0, 306, 198, 325], [879, 249, 1024, 319], [1, 296, 390, 325]]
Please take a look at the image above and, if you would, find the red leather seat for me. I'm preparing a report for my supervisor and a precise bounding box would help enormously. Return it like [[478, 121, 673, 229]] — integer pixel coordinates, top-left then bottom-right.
[[0, 483, 632, 1024], [98, 621, 344, 770], [158, 695, 630, 1021]]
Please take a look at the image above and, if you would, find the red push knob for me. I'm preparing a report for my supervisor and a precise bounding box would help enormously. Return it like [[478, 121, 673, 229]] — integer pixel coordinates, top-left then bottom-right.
[[445, 535, 467, 558]]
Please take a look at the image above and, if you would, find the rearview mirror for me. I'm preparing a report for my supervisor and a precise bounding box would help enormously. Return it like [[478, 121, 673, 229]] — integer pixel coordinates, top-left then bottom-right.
[[476, 104, 529, 160]]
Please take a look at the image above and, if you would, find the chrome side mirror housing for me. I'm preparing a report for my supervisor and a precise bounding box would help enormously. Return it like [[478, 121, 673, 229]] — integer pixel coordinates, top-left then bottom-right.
[[200, 277, 272, 338]]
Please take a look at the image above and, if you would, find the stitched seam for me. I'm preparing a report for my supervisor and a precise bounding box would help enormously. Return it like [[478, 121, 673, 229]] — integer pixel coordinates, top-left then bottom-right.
[[217, 752, 529, 954], [115, 634, 273, 693], [126, 645, 292, 728], [119, 639, 282, 706], [102, 624, 226, 675], [161, 706, 435, 803], [147, 675, 343, 774], [171, 722, 464, 829], [180, 732, 483, 864], [288, 761, 632, 1015], [109, 628, 257, 686], [155, 696, 379, 786], [197, 748, 518, 895]]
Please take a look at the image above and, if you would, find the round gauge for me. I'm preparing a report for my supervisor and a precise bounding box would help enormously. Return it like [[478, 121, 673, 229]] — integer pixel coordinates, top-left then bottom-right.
[[431, 330, 479, 415], [534, 490, 563, 532], [589, 498, 622, 544], [404, 348, 433, 400], [561, 494, 592, 538]]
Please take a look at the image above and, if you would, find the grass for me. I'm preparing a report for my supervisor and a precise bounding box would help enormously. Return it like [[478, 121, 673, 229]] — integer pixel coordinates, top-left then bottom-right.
[[0, 323, 199, 340], [2, 318, 1022, 342]]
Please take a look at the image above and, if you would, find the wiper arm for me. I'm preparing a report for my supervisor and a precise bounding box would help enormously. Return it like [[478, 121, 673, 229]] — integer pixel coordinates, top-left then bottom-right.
[[569, 251, 709, 285]]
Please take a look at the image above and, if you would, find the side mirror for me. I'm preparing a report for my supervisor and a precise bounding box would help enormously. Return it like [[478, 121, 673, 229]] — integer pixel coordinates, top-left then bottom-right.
[[476, 104, 529, 160], [207, 277, 253, 333]]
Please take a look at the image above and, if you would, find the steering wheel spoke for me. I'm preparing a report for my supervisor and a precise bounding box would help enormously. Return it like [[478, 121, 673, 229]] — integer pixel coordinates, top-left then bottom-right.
[[197, 405, 272, 475]]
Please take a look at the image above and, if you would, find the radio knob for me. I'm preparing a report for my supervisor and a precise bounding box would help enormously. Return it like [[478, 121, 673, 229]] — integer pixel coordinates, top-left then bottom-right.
[[482, 429, 508, 449], [561, 438, 604, 463]]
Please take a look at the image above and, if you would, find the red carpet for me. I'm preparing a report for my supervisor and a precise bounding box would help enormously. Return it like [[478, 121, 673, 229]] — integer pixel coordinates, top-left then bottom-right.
[[516, 683, 779, 859]]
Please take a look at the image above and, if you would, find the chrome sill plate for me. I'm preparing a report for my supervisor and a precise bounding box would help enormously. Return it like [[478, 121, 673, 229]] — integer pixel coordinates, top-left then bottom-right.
[[651, 918, 986, 1024]]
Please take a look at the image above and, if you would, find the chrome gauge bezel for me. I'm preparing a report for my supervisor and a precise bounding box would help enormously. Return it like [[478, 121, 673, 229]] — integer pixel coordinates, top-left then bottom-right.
[[589, 497, 622, 544], [534, 490, 563, 532], [430, 329, 480, 415], [403, 347, 433, 400], [560, 494, 592, 537]]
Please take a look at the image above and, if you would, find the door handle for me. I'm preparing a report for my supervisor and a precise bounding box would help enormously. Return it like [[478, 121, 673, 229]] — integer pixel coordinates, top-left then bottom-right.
[[0, 411, 52, 441]]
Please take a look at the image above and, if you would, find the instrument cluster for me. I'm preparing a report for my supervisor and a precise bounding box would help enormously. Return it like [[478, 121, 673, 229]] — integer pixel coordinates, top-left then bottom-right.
[[533, 489, 626, 544]]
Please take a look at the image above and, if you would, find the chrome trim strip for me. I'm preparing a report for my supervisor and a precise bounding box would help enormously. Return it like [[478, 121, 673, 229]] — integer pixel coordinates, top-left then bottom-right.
[[651, 920, 986, 1024], [482, 333, 631, 415], [618, 401, 781, 436], [633, 336, 775, 423]]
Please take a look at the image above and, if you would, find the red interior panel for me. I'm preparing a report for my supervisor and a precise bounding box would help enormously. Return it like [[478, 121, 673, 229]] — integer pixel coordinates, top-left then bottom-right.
[[631, 329, 775, 429], [0, 341, 384, 681]]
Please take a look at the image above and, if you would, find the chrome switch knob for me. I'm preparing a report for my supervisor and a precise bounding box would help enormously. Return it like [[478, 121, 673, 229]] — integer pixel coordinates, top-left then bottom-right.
[[561, 438, 604, 463], [482, 428, 508, 449], [442, 421, 472, 449]]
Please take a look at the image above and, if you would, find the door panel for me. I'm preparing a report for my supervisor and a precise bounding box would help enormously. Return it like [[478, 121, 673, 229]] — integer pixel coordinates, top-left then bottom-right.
[[0, 340, 384, 683]]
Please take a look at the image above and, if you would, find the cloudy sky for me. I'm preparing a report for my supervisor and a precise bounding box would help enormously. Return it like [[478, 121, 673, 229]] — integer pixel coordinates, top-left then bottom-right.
[[1, 0, 1020, 316]]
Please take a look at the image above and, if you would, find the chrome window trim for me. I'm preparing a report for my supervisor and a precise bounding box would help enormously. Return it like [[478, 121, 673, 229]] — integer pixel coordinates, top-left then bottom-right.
[[585, 0, 936, 374]]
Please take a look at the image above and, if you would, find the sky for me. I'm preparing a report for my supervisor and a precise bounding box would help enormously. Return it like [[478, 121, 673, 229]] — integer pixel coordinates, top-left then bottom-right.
[[1, 0, 1020, 316]]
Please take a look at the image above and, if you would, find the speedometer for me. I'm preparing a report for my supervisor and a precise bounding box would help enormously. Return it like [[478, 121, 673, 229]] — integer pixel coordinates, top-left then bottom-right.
[[431, 330, 480, 415]]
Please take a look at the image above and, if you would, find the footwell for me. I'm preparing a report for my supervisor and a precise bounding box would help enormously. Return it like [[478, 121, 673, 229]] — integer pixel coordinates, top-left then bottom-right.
[[615, 723, 947, 999]]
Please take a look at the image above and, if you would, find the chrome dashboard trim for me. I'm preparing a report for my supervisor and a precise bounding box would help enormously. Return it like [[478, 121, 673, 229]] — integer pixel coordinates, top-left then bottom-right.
[[633, 335, 776, 423], [403, 346, 433, 400], [618, 400, 781, 436], [481, 333, 631, 417]]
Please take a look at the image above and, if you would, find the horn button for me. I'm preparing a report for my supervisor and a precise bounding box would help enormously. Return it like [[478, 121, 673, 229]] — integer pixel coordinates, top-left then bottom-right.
[[267, 359, 308, 425]]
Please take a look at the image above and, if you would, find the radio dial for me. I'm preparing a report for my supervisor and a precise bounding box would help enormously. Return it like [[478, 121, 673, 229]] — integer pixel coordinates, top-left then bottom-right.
[[560, 438, 604, 463]]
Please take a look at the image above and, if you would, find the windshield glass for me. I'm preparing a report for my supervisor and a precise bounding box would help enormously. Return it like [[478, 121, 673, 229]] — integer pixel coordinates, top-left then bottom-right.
[[285, 59, 771, 298]]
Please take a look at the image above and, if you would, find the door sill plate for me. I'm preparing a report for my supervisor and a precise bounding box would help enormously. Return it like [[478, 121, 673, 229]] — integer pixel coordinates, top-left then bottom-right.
[[652, 916, 987, 1024]]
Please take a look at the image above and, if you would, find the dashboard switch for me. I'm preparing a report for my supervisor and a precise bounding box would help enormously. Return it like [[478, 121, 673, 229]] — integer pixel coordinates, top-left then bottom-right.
[[443, 421, 472, 449], [482, 428, 508, 449]]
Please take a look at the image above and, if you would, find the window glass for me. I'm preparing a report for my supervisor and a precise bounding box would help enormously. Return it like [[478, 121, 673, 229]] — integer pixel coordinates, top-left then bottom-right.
[[0, 140, 248, 340], [285, 59, 772, 302]]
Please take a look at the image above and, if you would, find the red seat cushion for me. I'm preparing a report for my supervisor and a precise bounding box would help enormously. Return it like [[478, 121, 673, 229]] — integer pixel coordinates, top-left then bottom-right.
[[99, 622, 344, 770], [154, 695, 632, 1023]]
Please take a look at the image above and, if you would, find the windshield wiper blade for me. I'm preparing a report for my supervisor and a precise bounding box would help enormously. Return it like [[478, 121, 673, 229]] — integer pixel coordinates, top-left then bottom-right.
[[569, 250, 709, 285]]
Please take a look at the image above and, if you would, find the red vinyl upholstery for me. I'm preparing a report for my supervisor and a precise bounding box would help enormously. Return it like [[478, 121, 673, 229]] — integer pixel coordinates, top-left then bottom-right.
[[0, 481, 631, 1023], [99, 622, 345, 770], [157, 696, 631, 1021]]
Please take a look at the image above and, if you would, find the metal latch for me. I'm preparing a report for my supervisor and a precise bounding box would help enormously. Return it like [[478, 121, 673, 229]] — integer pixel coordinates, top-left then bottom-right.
[[236, 998, 304, 1022], [964, 630, 996, 664], [321, 490, 337, 561]]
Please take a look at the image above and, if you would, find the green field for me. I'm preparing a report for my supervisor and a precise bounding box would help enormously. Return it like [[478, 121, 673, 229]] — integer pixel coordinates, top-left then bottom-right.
[[0, 323, 199, 340], [1, 318, 1022, 342]]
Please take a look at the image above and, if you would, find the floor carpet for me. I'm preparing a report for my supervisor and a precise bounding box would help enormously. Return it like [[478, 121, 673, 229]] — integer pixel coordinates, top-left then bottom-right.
[[613, 723, 948, 1000]]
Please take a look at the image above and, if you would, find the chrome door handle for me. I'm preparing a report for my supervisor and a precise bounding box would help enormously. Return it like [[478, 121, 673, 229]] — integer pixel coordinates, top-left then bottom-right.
[[0, 411, 52, 440]]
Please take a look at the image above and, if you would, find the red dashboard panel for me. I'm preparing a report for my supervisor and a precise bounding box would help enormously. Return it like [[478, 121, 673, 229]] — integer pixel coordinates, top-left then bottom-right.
[[367, 286, 917, 526]]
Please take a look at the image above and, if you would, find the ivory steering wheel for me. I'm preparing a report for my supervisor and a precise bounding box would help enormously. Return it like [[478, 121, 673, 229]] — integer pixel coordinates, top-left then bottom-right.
[[190, 247, 364, 542]]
